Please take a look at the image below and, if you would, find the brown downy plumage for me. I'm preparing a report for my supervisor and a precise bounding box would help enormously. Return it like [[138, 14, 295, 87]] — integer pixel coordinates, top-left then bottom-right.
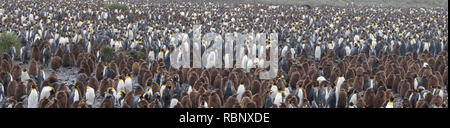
[[353, 74, 365, 92], [364, 88, 375, 108], [62, 52, 76, 67], [224, 95, 239, 108], [31, 46, 41, 63], [374, 86, 387, 108], [14, 102, 24, 108], [96, 62, 104, 81], [46, 99, 59, 108], [141, 71, 152, 86], [180, 95, 192, 108], [337, 89, 347, 108], [386, 73, 395, 90], [78, 59, 91, 75], [100, 95, 114, 108], [47, 71, 59, 83], [7, 80, 18, 97], [110, 62, 119, 78], [87, 77, 99, 92], [55, 90, 68, 108], [98, 78, 111, 96], [251, 93, 263, 108], [233, 103, 242, 108], [14, 82, 26, 101], [137, 63, 148, 84], [242, 90, 253, 100], [208, 92, 222, 108], [11, 64, 21, 81], [28, 59, 38, 77], [240, 97, 252, 108], [398, 79, 411, 99], [416, 99, 427, 108], [77, 100, 89, 108], [50, 56, 63, 71], [430, 95, 443, 108], [119, 60, 129, 75], [251, 80, 261, 96], [26, 79, 36, 94], [392, 74, 401, 93], [424, 93, 433, 106], [123, 91, 135, 107], [213, 75, 222, 91], [132, 62, 140, 75]]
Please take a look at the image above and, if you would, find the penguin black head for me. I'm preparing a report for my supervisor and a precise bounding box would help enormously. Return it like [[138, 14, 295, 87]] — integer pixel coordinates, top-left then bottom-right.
[[349, 101, 354, 106], [389, 97, 394, 102], [106, 87, 115, 95], [31, 84, 37, 90], [50, 87, 56, 96], [266, 90, 272, 96]]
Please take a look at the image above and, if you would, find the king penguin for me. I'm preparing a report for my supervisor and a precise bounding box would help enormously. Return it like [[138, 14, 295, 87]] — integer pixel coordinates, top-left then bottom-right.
[[273, 86, 283, 106], [236, 82, 245, 102], [314, 44, 321, 61], [385, 97, 394, 108], [124, 74, 133, 93], [223, 80, 234, 104], [85, 85, 95, 107], [264, 90, 274, 108], [40, 86, 55, 101], [27, 85, 39, 108], [296, 84, 305, 108]]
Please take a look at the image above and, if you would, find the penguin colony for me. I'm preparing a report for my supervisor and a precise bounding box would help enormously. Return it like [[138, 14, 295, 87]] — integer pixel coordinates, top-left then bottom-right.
[[0, 0, 448, 108]]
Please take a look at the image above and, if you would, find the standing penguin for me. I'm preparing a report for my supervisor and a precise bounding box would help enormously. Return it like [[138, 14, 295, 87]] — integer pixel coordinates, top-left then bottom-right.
[[364, 76, 377, 94], [161, 84, 171, 108], [413, 74, 422, 90], [314, 44, 321, 61], [117, 77, 125, 93], [85, 85, 95, 107], [68, 85, 80, 108], [327, 84, 337, 108], [308, 84, 319, 103], [27, 85, 39, 108], [236, 83, 245, 102], [40, 86, 55, 101], [36, 66, 45, 89], [223, 80, 234, 104], [42, 45, 51, 67], [20, 46, 28, 63], [124, 74, 133, 93], [21, 69, 30, 84], [273, 87, 283, 106], [296, 84, 305, 108], [264, 91, 273, 108], [8, 44, 16, 61]]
